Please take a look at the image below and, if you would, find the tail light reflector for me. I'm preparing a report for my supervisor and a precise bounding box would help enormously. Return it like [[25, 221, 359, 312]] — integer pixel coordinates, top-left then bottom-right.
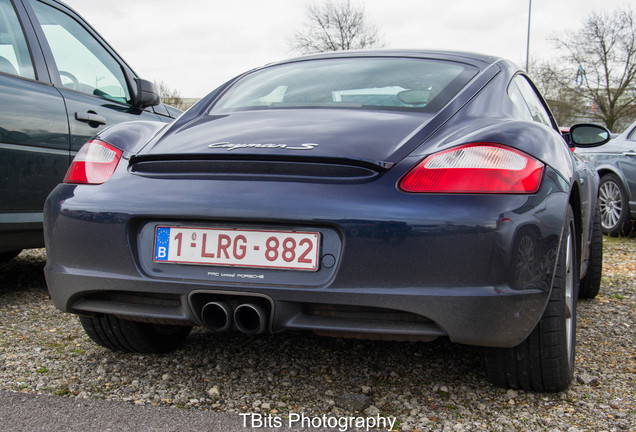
[[400, 143, 544, 194], [63, 139, 123, 184]]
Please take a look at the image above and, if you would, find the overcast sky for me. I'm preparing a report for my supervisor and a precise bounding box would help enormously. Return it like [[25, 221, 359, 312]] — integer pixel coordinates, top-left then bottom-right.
[[62, 0, 630, 98]]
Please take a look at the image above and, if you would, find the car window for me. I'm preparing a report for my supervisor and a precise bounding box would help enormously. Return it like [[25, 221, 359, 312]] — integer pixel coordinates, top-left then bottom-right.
[[212, 58, 478, 113], [513, 75, 553, 127], [29, 0, 130, 104], [508, 81, 534, 122], [0, 0, 35, 79]]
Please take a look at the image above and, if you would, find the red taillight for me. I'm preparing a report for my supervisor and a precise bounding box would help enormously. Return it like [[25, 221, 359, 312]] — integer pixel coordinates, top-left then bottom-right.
[[63, 139, 123, 184], [400, 143, 544, 194]]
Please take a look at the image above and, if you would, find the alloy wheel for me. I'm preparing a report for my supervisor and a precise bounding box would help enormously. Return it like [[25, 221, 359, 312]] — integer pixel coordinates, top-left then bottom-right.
[[599, 180, 622, 230]]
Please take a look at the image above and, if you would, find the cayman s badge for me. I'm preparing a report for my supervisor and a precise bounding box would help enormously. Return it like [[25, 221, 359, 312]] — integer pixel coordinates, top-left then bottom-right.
[[208, 142, 318, 151]]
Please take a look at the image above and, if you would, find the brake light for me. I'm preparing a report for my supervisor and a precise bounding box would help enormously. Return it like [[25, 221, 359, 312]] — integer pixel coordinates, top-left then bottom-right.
[[400, 143, 544, 193], [63, 139, 123, 184]]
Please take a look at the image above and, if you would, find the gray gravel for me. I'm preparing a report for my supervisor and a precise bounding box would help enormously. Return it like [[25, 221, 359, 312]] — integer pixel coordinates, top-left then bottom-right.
[[0, 239, 634, 432]]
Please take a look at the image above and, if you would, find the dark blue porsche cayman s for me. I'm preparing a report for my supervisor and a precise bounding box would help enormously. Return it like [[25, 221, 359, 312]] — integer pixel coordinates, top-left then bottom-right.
[[44, 51, 610, 391]]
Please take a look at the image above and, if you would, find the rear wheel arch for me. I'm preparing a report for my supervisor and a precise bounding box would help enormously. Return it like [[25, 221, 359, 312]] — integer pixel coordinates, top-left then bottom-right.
[[484, 205, 578, 391], [597, 167, 624, 184]]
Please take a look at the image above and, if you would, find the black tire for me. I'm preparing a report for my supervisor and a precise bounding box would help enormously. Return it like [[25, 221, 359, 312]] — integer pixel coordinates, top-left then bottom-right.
[[579, 204, 603, 299], [484, 206, 578, 392], [79, 315, 192, 353], [0, 250, 21, 263], [598, 173, 632, 236]]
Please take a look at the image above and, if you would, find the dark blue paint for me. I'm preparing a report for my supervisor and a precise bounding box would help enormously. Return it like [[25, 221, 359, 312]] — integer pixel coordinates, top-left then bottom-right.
[[44, 50, 600, 348]]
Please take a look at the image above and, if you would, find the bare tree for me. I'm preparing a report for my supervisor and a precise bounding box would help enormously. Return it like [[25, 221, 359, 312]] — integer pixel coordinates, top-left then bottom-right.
[[530, 59, 586, 127], [154, 80, 184, 109], [290, 0, 383, 54], [550, 7, 636, 132]]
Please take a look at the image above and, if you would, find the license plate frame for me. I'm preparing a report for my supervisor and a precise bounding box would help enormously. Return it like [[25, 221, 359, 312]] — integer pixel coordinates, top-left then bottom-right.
[[153, 225, 321, 271]]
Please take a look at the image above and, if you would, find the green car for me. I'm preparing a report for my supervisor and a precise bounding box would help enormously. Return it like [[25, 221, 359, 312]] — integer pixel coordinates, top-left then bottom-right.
[[0, 0, 180, 261]]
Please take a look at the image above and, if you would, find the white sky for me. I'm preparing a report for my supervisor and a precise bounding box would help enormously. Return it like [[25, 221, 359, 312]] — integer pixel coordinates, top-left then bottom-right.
[[62, 0, 631, 98]]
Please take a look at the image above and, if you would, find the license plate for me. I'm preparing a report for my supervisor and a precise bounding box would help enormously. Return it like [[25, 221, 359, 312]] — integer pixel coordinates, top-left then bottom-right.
[[153, 226, 320, 271]]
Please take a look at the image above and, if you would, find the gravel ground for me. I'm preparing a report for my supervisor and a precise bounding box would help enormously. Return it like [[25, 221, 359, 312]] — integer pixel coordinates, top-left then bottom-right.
[[0, 237, 634, 432]]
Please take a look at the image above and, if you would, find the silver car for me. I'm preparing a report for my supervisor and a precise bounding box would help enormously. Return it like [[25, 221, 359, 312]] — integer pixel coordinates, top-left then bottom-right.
[[575, 121, 636, 236]]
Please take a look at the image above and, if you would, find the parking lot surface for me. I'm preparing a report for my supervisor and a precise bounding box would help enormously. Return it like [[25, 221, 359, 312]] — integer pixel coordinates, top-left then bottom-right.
[[0, 240, 634, 431]]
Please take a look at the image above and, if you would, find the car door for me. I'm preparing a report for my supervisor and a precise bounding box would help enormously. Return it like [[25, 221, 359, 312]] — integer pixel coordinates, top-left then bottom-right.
[[620, 126, 636, 205], [24, 0, 165, 153], [0, 0, 70, 250]]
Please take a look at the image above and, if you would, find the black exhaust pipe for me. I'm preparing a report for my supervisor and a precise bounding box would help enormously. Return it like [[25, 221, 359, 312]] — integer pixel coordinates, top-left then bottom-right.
[[201, 301, 233, 332], [234, 303, 267, 334]]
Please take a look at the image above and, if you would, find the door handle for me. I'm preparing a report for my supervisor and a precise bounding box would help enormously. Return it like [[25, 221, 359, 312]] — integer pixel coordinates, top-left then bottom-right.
[[75, 111, 107, 126], [623, 152, 636, 157]]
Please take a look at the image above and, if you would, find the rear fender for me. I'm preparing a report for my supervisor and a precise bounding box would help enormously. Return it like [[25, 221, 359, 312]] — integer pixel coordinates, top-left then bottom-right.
[[95, 121, 167, 156]]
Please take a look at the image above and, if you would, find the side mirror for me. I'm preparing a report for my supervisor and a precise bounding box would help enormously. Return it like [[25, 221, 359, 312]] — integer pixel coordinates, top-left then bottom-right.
[[133, 78, 160, 108], [569, 124, 611, 147]]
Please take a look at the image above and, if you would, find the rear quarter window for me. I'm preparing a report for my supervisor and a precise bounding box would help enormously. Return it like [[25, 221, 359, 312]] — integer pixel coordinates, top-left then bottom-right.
[[509, 75, 553, 128]]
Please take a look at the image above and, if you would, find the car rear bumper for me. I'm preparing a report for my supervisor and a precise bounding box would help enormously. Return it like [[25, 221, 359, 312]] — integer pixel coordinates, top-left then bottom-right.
[[43, 167, 569, 348], [45, 267, 548, 347]]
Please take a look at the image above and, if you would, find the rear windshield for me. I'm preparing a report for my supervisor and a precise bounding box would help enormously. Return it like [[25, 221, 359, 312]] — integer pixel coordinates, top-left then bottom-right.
[[211, 58, 478, 113]]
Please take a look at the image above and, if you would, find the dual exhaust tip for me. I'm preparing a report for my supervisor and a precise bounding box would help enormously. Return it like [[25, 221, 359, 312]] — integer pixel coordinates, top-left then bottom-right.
[[201, 301, 268, 334]]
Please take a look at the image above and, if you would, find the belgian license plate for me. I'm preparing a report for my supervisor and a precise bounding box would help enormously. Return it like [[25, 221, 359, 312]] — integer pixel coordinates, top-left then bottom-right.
[[153, 226, 320, 271]]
